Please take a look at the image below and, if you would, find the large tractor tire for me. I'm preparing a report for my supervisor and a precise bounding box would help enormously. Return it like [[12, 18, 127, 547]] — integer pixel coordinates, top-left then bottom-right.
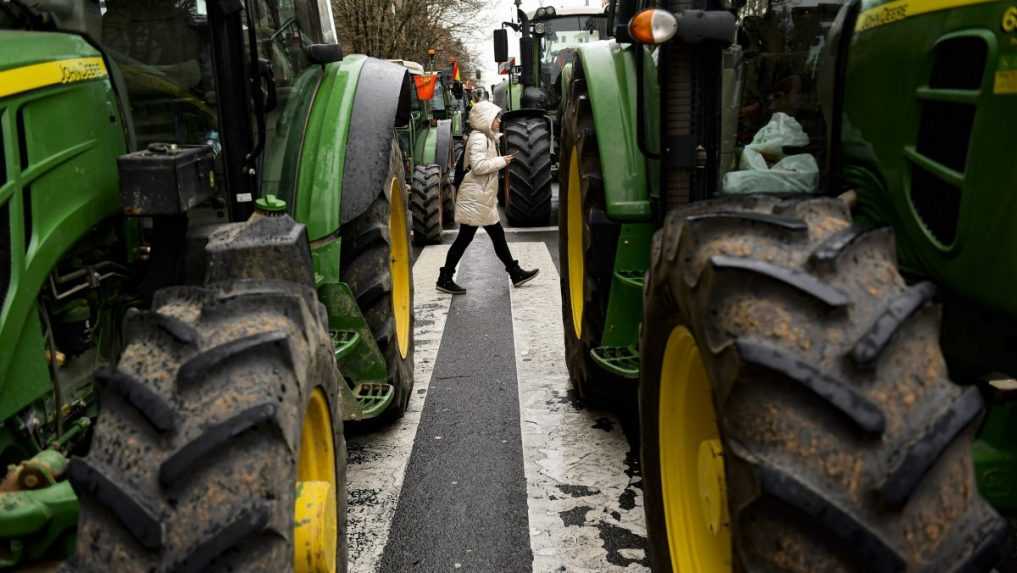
[[557, 80, 625, 403], [66, 221, 347, 572], [503, 115, 552, 227], [341, 141, 415, 419], [411, 163, 443, 245], [640, 195, 1006, 572]]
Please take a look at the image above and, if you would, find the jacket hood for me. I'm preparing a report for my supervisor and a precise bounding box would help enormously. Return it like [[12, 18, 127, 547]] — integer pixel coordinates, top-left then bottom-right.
[[469, 101, 502, 136]]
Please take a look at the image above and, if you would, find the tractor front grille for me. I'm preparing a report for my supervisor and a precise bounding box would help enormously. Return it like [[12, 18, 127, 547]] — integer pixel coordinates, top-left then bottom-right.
[[908, 34, 988, 247], [916, 101, 975, 173], [910, 165, 961, 245], [929, 36, 987, 90], [660, 0, 724, 211]]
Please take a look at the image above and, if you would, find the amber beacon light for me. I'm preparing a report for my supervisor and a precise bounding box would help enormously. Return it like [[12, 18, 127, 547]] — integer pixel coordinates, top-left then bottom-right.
[[628, 9, 679, 45]]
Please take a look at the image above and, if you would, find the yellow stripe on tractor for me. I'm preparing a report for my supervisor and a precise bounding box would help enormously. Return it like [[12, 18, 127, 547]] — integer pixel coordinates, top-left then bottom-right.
[[0, 57, 108, 99], [856, 0, 997, 31]]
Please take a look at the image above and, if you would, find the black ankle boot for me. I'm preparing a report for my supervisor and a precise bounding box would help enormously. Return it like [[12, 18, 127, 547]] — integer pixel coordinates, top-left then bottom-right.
[[436, 267, 466, 295], [507, 260, 539, 287]]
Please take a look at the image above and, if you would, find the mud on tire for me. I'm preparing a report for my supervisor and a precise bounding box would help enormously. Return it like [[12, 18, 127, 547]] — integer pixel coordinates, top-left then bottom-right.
[[640, 195, 1005, 572], [504, 115, 552, 227], [341, 140, 415, 419], [411, 163, 443, 245], [66, 275, 347, 572]]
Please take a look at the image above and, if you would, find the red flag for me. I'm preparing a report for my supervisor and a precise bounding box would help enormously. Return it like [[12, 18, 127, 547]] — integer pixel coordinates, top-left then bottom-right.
[[452, 61, 461, 81], [413, 74, 438, 101]]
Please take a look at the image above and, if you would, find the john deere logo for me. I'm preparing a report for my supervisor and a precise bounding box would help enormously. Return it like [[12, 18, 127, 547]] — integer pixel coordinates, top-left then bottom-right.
[[59, 60, 106, 84]]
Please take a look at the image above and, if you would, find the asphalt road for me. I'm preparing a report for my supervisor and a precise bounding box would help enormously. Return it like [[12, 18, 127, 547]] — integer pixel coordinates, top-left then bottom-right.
[[346, 183, 648, 573]]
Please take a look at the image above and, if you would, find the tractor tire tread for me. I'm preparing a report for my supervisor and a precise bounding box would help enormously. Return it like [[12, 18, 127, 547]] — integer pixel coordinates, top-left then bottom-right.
[[66, 275, 344, 572], [639, 195, 1005, 573], [504, 117, 552, 227], [411, 164, 442, 245], [93, 367, 177, 432], [340, 140, 414, 419]]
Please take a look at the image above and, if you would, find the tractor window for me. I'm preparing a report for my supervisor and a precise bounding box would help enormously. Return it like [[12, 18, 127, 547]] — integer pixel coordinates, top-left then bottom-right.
[[430, 80, 446, 112], [101, 0, 217, 148], [731, 0, 843, 169], [258, 0, 330, 202], [257, 0, 318, 88], [540, 16, 608, 65]]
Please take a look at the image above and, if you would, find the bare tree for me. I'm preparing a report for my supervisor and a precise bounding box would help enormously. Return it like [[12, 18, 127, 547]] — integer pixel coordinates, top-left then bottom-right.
[[331, 0, 485, 72]]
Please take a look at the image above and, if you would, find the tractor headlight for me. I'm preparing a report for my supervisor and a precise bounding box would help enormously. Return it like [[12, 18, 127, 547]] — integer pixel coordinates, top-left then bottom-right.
[[544, 6, 556, 17], [534, 22, 546, 35]]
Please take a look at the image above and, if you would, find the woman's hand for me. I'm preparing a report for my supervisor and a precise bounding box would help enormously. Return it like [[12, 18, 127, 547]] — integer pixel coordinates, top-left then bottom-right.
[[503, 154, 514, 164]]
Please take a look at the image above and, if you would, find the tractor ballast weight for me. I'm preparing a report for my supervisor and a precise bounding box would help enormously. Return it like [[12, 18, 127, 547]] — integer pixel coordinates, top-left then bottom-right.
[[559, 0, 1016, 570]]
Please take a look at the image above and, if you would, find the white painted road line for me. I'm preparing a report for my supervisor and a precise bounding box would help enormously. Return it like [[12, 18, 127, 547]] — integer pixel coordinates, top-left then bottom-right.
[[345, 245, 453, 573], [441, 225, 560, 235], [508, 243, 650, 572]]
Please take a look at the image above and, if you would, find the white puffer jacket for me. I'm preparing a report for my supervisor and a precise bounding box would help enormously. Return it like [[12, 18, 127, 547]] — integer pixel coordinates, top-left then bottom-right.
[[455, 101, 507, 226]]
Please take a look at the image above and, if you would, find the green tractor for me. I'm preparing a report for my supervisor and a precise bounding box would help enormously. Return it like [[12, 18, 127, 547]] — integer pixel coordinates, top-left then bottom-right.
[[491, 3, 610, 227], [390, 58, 458, 245], [0, 0, 417, 570], [560, 0, 1017, 570]]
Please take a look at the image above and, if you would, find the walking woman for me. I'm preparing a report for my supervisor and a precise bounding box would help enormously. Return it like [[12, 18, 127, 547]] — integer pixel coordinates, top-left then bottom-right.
[[436, 101, 539, 295]]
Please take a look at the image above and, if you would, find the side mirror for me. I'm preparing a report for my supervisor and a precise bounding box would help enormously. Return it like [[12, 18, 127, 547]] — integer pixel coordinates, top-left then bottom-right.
[[306, 44, 343, 65], [493, 29, 509, 63]]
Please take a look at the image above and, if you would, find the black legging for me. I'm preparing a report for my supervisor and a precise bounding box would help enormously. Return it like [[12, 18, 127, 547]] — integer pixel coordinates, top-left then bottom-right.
[[443, 223, 515, 270]]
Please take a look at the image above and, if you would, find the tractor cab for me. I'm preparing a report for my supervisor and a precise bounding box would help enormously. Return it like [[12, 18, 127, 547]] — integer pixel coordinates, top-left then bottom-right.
[[532, 7, 610, 109]]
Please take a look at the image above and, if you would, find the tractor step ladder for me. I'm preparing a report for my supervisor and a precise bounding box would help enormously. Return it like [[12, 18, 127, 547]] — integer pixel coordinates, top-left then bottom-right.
[[352, 382, 395, 417], [331, 329, 361, 361], [590, 346, 640, 379]]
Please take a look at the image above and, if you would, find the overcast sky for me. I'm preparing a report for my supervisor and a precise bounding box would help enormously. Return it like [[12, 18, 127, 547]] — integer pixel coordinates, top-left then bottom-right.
[[466, 0, 604, 89]]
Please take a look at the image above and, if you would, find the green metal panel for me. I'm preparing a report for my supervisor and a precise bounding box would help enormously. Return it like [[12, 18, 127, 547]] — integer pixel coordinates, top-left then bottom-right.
[[416, 127, 439, 166], [0, 480, 78, 566], [843, 0, 1017, 318], [451, 109, 463, 138], [263, 67, 324, 206], [600, 223, 654, 349], [293, 54, 368, 243], [575, 41, 652, 221], [496, 77, 524, 111], [973, 401, 1017, 511], [0, 32, 126, 420]]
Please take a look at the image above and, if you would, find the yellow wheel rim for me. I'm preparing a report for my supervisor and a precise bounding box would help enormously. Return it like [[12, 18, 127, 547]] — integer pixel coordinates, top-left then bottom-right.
[[294, 388, 338, 573], [388, 176, 411, 359], [658, 327, 732, 572], [566, 146, 584, 339]]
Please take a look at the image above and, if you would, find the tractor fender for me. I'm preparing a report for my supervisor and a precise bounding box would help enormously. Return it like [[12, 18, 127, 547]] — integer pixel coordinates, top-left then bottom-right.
[[416, 125, 439, 167], [573, 41, 652, 221], [434, 119, 453, 174], [295, 55, 411, 240], [341, 58, 413, 225]]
